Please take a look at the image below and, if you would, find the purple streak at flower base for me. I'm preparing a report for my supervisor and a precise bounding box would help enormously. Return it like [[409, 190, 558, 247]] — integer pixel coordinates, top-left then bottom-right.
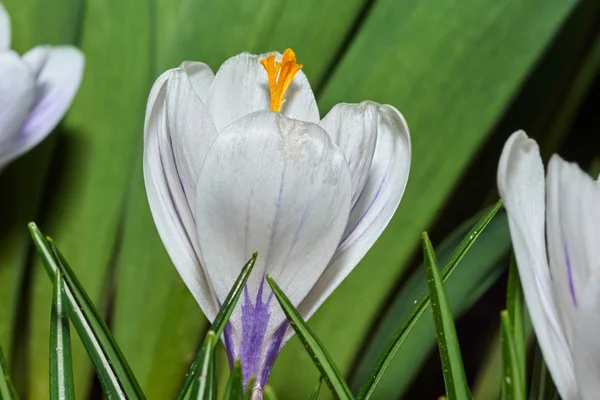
[[220, 277, 290, 388], [223, 321, 235, 368], [239, 278, 273, 386], [260, 322, 287, 385]]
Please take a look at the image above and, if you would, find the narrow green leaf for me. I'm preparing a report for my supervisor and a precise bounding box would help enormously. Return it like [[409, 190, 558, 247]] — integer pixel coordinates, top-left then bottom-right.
[[28, 223, 145, 399], [243, 376, 256, 400], [501, 311, 525, 400], [528, 343, 558, 400], [422, 232, 471, 400], [0, 344, 18, 399], [189, 375, 201, 399], [357, 201, 502, 399], [178, 253, 257, 399], [188, 332, 217, 400], [309, 377, 323, 400], [50, 272, 74, 400], [506, 256, 526, 394], [223, 360, 243, 400], [266, 275, 353, 400]]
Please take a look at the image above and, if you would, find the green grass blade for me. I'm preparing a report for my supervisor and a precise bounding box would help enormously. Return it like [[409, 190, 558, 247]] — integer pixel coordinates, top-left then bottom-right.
[[188, 332, 217, 400], [357, 201, 502, 399], [0, 344, 18, 399], [266, 275, 354, 400], [223, 360, 243, 400], [528, 343, 558, 400], [28, 223, 145, 399], [445, 200, 503, 272], [501, 311, 525, 400], [50, 272, 74, 400], [177, 253, 257, 399], [422, 232, 471, 400], [309, 377, 323, 400], [243, 377, 256, 400], [506, 256, 526, 394]]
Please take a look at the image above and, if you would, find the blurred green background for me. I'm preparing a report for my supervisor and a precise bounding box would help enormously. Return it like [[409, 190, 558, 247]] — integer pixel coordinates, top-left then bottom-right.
[[1, 0, 599, 398]]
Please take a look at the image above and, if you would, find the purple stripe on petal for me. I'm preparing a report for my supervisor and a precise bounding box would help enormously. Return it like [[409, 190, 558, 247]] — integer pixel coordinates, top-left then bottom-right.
[[564, 242, 578, 308], [341, 161, 391, 244], [260, 322, 288, 386]]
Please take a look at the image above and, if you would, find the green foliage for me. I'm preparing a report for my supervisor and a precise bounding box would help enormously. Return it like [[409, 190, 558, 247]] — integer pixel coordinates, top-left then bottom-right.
[[267, 276, 354, 400], [0, 344, 18, 400], [422, 233, 471, 400], [223, 360, 243, 400], [29, 223, 145, 398], [528, 344, 558, 400], [177, 254, 257, 399], [500, 312, 525, 400], [309, 378, 323, 400], [49, 272, 74, 400], [506, 258, 526, 394], [354, 202, 506, 399]]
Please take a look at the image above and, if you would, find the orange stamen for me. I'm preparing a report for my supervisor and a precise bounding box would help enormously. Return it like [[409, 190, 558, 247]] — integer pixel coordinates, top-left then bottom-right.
[[260, 48, 303, 112]]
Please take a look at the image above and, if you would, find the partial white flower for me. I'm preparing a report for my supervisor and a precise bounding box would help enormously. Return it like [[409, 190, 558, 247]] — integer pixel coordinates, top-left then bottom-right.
[[0, 3, 84, 170], [498, 130, 600, 400], [143, 48, 411, 391]]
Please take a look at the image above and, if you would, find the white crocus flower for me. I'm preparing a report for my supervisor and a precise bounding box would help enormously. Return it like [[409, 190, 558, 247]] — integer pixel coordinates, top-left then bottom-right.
[[143, 48, 411, 393], [0, 3, 84, 170], [498, 130, 600, 400]]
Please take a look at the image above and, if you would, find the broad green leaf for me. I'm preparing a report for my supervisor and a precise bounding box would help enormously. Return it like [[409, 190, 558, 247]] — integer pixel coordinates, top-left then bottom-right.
[[0, 344, 18, 399], [500, 311, 525, 400], [528, 343, 558, 400], [49, 272, 74, 400], [178, 254, 257, 399], [28, 223, 145, 399], [24, 0, 152, 396], [112, 1, 368, 396], [270, 2, 579, 396], [266, 275, 353, 400], [310, 378, 323, 400], [355, 201, 505, 399], [223, 360, 243, 400], [422, 232, 471, 400], [506, 257, 526, 394]]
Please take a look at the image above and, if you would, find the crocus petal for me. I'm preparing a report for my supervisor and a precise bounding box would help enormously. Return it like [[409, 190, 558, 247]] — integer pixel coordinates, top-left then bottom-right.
[[1, 46, 84, 166], [546, 155, 600, 344], [179, 61, 214, 103], [297, 104, 410, 322], [195, 110, 351, 383], [22, 45, 50, 77], [497, 130, 577, 400], [143, 69, 219, 321], [205, 52, 319, 132], [573, 278, 600, 400], [0, 51, 35, 167], [0, 3, 10, 50], [319, 102, 378, 205]]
